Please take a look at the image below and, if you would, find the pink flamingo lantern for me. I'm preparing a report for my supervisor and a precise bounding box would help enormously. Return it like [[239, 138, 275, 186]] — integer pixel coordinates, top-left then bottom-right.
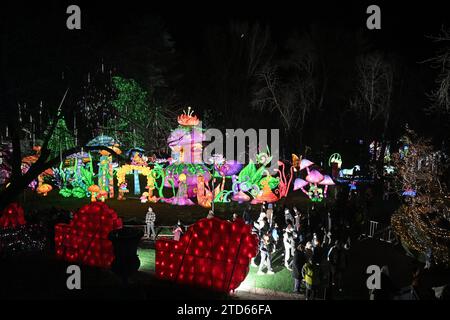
[[274, 160, 294, 199]]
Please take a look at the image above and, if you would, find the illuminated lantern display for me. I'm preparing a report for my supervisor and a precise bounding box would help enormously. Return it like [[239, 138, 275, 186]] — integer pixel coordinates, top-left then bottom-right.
[[339, 165, 361, 178], [55, 202, 123, 268], [55, 152, 95, 199], [155, 217, 258, 292], [319, 175, 335, 196], [251, 178, 278, 204], [293, 178, 309, 193], [116, 164, 155, 200], [294, 169, 335, 202], [274, 160, 294, 199], [21, 145, 54, 191], [169, 107, 203, 164], [300, 158, 314, 174], [328, 153, 342, 179], [36, 183, 53, 196], [196, 175, 213, 208], [0, 203, 26, 229], [88, 184, 100, 202], [163, 107, 211, 203]]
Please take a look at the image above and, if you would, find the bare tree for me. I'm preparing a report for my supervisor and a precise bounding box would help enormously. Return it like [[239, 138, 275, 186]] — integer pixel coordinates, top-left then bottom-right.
[[252, 33, 323, 152], [350, 53, 394, 135], [424, 27, 450, 115], [350, 53, 394, 175], [200, 21, 274, 126]]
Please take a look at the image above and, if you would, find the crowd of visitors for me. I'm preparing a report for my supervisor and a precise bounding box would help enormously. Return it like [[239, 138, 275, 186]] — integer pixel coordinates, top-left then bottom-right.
[[245, 201, 352, 299]]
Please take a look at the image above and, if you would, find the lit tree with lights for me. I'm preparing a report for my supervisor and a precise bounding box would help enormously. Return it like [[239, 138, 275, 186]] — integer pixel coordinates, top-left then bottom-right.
[[391, 128, 450, 265], [110, 76, 174, 153], [110, 76, 148, 148], [46, 117, 76, 159]]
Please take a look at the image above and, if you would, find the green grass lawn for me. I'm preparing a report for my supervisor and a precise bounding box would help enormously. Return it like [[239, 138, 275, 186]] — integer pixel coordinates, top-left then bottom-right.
[[136, 247, 294, 293], [138, 248, 155, 272]]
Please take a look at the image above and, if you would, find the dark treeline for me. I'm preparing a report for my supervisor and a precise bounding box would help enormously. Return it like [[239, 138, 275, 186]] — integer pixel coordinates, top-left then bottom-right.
[[1, 1, 449, 163]]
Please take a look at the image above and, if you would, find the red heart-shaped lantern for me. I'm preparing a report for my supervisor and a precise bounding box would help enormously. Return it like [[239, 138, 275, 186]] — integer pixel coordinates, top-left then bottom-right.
[[156, 217, 257, 292], [55, 202, 123, 268]]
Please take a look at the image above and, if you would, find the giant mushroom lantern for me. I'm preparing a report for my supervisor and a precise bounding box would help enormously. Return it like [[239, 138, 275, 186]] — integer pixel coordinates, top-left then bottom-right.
[[293, 178, 309, 198], [37, 184, 52, 196], [305, 169, 324, 186], [319, 175, 335, 196], [305, 170, 324, 201], [88, 185, 100, 202], [300, 159, 314, 174]]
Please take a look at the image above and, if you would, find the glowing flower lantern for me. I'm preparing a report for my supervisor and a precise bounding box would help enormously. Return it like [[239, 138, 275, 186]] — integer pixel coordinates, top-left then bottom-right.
[[155, 217, 257, 292], [177, 106, 200, 126], [215, 160, 243, 177]]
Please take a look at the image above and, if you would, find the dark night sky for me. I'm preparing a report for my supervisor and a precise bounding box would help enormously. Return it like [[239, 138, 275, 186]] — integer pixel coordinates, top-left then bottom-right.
[[4, 1, 448, 77], [1, 0, 449, 148]]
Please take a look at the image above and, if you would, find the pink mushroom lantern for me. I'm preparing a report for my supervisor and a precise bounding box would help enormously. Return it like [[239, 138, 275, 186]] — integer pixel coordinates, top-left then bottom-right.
[[305, 170, 324, 201], [300, 159, 314, 174], [319, 175, 335, 196], [305, 169, 324, 186], [293, 178, 310, 198], [231, 191, 251, 203]]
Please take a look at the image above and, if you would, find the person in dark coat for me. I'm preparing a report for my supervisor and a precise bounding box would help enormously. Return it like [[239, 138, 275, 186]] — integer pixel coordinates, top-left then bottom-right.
[[292, 244, 307, 293]]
